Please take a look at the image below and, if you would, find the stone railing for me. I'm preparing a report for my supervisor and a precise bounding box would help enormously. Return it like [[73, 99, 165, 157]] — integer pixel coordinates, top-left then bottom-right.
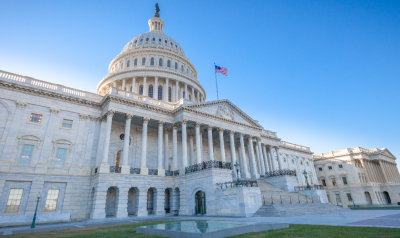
[[262, 194, 320, 204], [165, 170, 180, 176], [261, 130, 278, 138], [148, 169, 158, 175], [313, 146, 381, 159], [185, 161, 232, 174], [280, 141, 310, 152], [265, 169, 296, 178], [130, 167, 140, 174], [294, 185, 324, 191], [216, 180, 258, 189], [109, 166, 121, 173], [108, 87, 185, 110], [0, 70, 99, 100]]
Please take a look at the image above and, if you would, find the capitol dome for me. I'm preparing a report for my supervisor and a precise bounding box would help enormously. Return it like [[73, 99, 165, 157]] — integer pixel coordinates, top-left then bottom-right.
[[97, 14, 206, 104]]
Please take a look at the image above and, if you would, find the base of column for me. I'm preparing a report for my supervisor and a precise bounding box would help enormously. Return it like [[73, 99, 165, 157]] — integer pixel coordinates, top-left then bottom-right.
[[154, 210, 166, 216], [157, 168, 165, 176], [116, 210, 128, 218], [140, 167, 148, 175], [99, 163, 110, 173], [251, 173, 260, 179], [120, 164, 130, 174], [136, 210, 148, 217], [242, 172, 251, 179], [179, 167, 186, 176]]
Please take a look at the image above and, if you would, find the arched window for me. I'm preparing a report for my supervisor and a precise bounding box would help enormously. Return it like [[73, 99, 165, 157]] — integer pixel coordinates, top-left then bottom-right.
[[127, 60, 130, 67], [159, 58, 163, 66], [158, 86, 163, 100], [142, 57, 146, 66], [181, 65, 184, 72], [139, 85, 143, 95], [175, 62, 178, 69], [148, 85, 154, 98], [167, 60, 171, 68], [168, 87, 172, 102], [150, 58, 155, 66], [134, 58, 138, 66]]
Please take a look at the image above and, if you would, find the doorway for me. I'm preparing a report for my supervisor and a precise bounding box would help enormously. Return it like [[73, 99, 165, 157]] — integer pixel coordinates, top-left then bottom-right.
[[195, 191, 206, 215], [383, 191, 391, 204]]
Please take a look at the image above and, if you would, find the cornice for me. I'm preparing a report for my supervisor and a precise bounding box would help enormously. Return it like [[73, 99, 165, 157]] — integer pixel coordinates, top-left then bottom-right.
[[279, 145, 313, 155], [0, 80, 101, 109]]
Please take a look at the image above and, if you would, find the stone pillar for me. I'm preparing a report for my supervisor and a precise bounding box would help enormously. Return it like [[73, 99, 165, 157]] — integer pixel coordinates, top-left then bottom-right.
[[140, 117, 150, 175], [379, 160, 389, 183], [218, 128, 226, 162], [274, 146, 283, 170], [207, 126, 214, 161], [164, 78, 169, 102], [121, 114, 133, 174], [181, 120, 188, 172], [175, 81, 179, 102], [191, 87, 195, 101], [310, 160, 319, 185], [99, 110, 114, 173], [197, 91, 200, 103], [268, 145, 276, 171], [157, 121, 165, 176], [194, 122, 202, 164], [164, 128, 170, 170], [83, 116, 98, 169], [229, 131, 237, 177], [95, 116, 107, 166], [247, 137, 259, 179], [184, 84, 188, 100], [188, 132, 194, 165], [143, 76, 147, 96], [257, 139, 265, 175], [24, 181, 44, 215], [172, 124, 178, 170], [239, 133, 250, 178], [154, 187, 166, 215], [122, 78, 126, 91], [262, 145, 270, 173], [116, 186, 129, 218], [132, 77, 136, 93], [254, 143, 261, 175], [136, 187, 149, 217]]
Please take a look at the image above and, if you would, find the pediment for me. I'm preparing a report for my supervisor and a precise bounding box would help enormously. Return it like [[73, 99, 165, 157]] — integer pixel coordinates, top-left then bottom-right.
[[183, 100, 262, 128], [380, 148, 396, 160]]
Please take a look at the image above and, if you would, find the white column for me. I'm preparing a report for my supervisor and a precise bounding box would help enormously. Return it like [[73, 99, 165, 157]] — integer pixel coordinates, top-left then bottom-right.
[[262, 145, 270, 173], [175, 81, 179, 102], [188, 133, 194, 165], [184, 84, 188, 100], [157, 121, 165, 176], [310, 160, 319, 184], [254, 143, 261, 174], [257, 139, 265, 176], [143, 76, 147, 96], [121, 113, 133, 174], [194, 122, 202, 164], [100, 110, 114, 173], [239, 133, 250, 178], [218, 128, 226, 162], [181, 120, 188, 170], [164, 128, 170, 171], [268, 145, 276, 171], [229, 131, 238, 178], [207, 126, 214, 161], [164, 78, 169, 102], [275, 146, 283, 170], [248, 137, 259, 179], [172, 124, 178, 170], [122, 78, 126, 90], [197, 91, 200, 103], [191, 87, 195, 102], [132, 77, 136, 93], [154, 77, 158, 99], [140, 117, 149, 175]]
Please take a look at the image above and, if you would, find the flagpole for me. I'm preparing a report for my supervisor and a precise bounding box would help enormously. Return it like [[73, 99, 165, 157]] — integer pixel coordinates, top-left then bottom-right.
[[214, 62, 219, 100]]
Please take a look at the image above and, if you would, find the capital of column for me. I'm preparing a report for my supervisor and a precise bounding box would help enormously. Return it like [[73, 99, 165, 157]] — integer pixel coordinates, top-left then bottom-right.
[[181, 119, 188, 125], [104, 109, 115, 117], [239, 132, 245, 138], [273, 146, 280, 150], [79, 114, 88, 120], [228, 130, 235, 136], [193, 121, 202, 128], [172, 123, 179, 130], [16, 101, 27, 110], [217, 127, 225, 133], [141, 117, 150, 124], [254, 136, 261, 142], [90, 116, 99, 123], [124, 113, 134, 120], [101, 115, 107, 123], [50, 108, 60, 116], [157, 120, 165, 126], [207, 125, 213, 131], [163, 128, 170, 132]]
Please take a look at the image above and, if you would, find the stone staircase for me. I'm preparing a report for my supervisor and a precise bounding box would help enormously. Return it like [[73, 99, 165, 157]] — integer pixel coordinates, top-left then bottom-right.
[[254, 179, 349, 217]]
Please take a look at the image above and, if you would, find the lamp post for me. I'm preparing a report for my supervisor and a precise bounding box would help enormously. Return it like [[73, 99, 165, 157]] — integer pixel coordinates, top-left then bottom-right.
[[303, 170, 311, 190], [234, 161, 241, 186], [31, 193, 41, 228]]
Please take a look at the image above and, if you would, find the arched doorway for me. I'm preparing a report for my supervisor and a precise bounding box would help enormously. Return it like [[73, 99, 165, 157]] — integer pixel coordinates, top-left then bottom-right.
[[195, 191, 206, 215], [147, 188, 155, 215], [173, 188, 180, 216], [128, 187, 138, 216], [165, 188, 172, 214], [106, 187, 117, 217], [383, 191, 391, 204], [365, 192, 372, 205]]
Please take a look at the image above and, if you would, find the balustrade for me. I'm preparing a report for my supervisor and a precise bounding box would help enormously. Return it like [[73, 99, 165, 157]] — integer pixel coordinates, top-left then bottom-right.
[[294, 185, 324, 191], [265, 169, 297, 178], [130, 167, 141, 174], [185, 161, 232, 174], [165, 170, 179, 176], [216, 180, 258, 189], [148, 169, 158, 175], [109, 166, 121, 173]]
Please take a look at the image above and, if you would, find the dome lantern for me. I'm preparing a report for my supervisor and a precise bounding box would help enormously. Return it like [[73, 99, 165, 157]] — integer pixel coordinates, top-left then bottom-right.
[[148, 17, 164, 33]]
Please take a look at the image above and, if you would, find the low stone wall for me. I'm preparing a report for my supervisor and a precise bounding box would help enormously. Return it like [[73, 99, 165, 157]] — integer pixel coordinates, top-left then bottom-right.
[[215, 186, 262, 217], [298, 189, 329, 203], [0, 213, 71, 227], [265, 176, 298, 192]]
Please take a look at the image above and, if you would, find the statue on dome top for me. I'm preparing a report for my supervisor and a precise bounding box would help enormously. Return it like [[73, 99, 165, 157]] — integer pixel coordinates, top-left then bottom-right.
[[154, 3, 160, 18]]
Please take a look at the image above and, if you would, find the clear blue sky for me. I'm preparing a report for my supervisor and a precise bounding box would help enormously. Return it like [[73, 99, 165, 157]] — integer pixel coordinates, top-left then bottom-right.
[[1, 1, 399, 165]]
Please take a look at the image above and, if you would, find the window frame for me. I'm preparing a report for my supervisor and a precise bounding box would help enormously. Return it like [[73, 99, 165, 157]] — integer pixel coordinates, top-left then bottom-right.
[[28, 113, 43, 125], [5, 188, 24, 213], [342, 176, 348, 185], [142, 57, 146, 66], [18, 144, 35, 166], [53, 147, 68, 168], [60, 118, 73, 130], [328, 166, 333, 170], [44, 189, 60, 212], [139, 85, 144, 95], [338, 164, 343, 169], [148, 84, 154, 98], [157, 86, 163, 100], [346, 193, 353, 202]]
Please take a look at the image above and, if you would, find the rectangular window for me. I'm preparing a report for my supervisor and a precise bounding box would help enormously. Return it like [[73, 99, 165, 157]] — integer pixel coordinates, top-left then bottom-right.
[[342, 177, 348, 185], [61, 119, 73, 129], [339, 164, 343, 169], [44, 189, 60, 211], [54, 148, 67, 168], [335, 193, 341, 203], [19, 144, 34, 166], [318, 167, 322, 171], [346, 193, 353, 202], [5, 188, 24, 213], [29, 113, 42, 124], [328, 166, 332, 170], [322, 179, 327, 186], [332, 178, 336, 186]]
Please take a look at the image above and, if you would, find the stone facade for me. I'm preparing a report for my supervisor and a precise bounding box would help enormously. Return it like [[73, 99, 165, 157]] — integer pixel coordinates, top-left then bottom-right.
[[313, 147, 400, 207], [0, 12, 317, 223]]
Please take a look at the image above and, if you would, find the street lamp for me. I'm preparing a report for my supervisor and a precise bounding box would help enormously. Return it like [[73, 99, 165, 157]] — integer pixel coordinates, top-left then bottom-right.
[[303, 170, 311, 190], [234, 161, 241, 186], [31, 193, 41, 228]]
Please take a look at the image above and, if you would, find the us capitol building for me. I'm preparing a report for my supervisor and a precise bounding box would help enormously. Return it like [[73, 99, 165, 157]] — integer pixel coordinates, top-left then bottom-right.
[[0, 6, 398, 225]]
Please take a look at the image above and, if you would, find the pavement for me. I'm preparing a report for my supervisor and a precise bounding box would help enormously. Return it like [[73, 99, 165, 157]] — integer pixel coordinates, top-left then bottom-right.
[[1, 210, 400, 236]]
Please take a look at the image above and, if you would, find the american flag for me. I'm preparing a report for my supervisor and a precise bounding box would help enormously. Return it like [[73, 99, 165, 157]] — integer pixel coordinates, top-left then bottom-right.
[[215, 65, 228, 76]]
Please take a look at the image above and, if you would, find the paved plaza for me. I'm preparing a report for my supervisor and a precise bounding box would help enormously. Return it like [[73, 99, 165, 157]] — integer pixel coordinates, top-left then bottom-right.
[[1, 210, 400, 236]]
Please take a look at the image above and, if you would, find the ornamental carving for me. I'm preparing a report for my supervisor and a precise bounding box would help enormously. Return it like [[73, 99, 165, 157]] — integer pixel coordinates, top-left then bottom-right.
[[50, 108, 60, 116], [193, 121, 201, 128], [180, 119, 188, 125], [16, 101, 27, 110], [217, 127, 225, 132], [172, 123, 179, 130], [124, 113, 134, 120], [105, 110, 115, 117], [141, 117, 150, 124], [79, 114, 88, 120], [157, 120, 165, 126], [206, 125, 213, 131], [216, 104, 234, 121], [228, 130, 235, 135], [90, 116, 99, 123]]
